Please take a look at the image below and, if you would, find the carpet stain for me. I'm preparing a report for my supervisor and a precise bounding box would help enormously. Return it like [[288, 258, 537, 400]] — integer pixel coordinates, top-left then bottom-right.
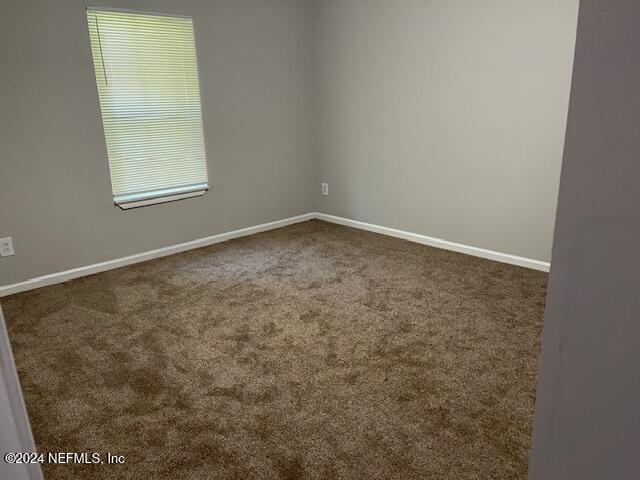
[[2, 220, 548, 480]]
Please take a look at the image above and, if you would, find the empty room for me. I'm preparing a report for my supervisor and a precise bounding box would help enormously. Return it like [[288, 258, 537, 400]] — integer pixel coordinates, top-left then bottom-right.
[[2, 1, 639, 479]]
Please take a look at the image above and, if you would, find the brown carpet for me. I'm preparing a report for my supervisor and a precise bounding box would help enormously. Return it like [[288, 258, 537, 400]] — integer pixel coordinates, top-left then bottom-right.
[[2, 220, 547, 480]]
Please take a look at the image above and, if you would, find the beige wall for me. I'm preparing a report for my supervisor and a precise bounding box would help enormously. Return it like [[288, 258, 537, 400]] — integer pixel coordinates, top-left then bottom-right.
[[0, 0, 315, 286], [1, 0, 579, 287], [312, 0, 579, 262]]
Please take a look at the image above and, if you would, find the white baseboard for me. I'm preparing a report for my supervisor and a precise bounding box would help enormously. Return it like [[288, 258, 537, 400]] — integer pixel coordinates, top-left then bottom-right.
[[0, 213, 314, 297], [0, 211, 549, 297], [313, 213, 551, 272]]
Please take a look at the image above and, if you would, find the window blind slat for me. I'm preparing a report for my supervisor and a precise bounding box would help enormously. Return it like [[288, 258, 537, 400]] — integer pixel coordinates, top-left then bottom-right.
[[87, 8, 208, 202]]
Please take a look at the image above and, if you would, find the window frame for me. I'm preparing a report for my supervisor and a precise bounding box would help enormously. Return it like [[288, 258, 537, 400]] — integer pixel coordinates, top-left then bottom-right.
[[86, 6, 210, 210]]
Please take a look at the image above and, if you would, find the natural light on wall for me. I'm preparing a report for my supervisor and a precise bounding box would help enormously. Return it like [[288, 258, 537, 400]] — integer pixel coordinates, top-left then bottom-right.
[[86, 7, 208, 209]]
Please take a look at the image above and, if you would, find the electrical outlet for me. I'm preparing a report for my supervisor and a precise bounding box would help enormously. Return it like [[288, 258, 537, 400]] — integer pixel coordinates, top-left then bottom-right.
[[321, 183, 329, 196], [0, 237, 15, 257]]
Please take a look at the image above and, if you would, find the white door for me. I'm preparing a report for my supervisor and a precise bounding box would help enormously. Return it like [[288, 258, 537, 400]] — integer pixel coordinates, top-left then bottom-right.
[[0, 305, 43, 480]]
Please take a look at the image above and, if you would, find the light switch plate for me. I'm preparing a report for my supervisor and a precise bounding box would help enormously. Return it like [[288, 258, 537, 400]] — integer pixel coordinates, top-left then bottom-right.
[[321, 183, 329, 196], [0, 237, 15, 257]]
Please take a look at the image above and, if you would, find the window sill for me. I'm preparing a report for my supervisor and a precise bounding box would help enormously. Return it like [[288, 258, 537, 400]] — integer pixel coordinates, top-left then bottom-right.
[[114, 184, 209, 210]]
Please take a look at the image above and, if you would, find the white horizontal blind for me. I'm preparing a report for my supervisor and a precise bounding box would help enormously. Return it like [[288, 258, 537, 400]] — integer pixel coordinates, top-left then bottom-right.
[[86, 8, 208, 205]]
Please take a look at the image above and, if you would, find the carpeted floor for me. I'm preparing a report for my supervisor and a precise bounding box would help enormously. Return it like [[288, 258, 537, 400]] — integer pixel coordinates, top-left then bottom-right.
[[2, 220, 547, 480]]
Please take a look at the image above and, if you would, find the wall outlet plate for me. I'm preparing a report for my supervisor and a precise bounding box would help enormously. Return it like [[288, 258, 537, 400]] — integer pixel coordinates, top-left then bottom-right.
[[0, 237, 15, 257], [321, 183, 329, 196]]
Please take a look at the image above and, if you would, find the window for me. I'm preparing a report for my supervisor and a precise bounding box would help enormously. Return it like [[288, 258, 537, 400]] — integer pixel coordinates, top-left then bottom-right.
[[86, 7, 208, 209]]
